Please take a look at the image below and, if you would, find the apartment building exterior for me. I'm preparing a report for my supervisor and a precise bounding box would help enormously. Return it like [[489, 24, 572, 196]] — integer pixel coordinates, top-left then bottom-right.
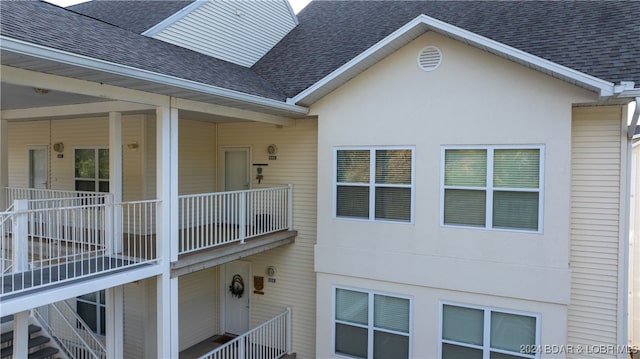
[[1, 1, 638, 359]]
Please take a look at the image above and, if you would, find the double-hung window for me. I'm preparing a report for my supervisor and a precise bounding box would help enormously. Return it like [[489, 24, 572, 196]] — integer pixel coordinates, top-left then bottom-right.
[[335, 147, 414, 222], [441, 146, 543, 231], [334, 287, 411, 358], [75, 148, 109, 193], [440, 303, 539, 359]]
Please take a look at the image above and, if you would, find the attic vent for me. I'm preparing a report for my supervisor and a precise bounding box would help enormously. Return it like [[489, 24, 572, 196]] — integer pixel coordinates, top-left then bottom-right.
[[417, 46, 442, 72]]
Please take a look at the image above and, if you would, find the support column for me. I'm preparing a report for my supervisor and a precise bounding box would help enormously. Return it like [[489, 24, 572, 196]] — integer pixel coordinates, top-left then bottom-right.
[[12, 311, 29, 359], [0, 119, 8, 210], [105, 286, 124, 358], [109, 112, 123, 254], [156, 104, 179, 359]]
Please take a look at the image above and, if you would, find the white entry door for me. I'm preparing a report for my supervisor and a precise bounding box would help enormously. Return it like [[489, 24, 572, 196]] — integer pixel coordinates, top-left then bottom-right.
[[223, 147, 250, 191], [224, 261, 251, 335], [29, 146, 48, 189]]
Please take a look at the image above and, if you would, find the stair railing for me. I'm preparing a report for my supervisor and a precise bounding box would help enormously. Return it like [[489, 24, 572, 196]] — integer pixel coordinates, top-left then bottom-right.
[[33, 301, 106, 359]]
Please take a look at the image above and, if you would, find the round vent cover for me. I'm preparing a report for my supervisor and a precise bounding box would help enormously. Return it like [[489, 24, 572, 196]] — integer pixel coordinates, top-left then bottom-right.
[[417, 46, 442, 72]]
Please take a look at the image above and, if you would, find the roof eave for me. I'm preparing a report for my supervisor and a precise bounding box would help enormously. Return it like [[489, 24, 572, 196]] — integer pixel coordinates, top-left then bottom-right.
[[1, 36, 308, 116], [290, 14, 616, 106]]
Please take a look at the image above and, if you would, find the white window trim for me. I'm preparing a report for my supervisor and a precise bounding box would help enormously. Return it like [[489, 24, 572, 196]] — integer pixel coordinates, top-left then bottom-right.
[[438, 301, 541, 359], [332, 285, 414, 359], [440, 145, 545, 233], [74, 146, 110, 192], [333, 146, 416, 224]]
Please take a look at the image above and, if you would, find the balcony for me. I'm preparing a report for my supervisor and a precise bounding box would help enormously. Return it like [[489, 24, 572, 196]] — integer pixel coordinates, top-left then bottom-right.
[[1, 186, 295, 303], [1, 188, 159, 300]]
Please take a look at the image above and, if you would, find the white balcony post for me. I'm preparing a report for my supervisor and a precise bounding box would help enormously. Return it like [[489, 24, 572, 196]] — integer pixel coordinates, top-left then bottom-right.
[[109, 112, 123, 253], [240, 191, 246, 243], [105, 286, 124, 358], [12, 311, 29, 359], [0, 119, 8, 211], [286, 307, 292, 354], [12, 199, 28, 272], [288, 184, 293, 231], [156, 103, 179, 359], [105, 195, 113, 254]]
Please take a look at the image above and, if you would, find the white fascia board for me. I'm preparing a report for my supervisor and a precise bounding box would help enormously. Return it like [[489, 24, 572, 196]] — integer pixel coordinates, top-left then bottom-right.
[[142, 0, 207, 36], [1, 36, 308, 115], [291, 14, 615, 105]]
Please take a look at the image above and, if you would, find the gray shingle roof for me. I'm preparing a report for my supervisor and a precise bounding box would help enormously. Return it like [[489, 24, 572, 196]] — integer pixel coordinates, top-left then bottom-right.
[[68, 1, 194, 34], [253, 0, 640, 98], [0, 1, 287, 101]]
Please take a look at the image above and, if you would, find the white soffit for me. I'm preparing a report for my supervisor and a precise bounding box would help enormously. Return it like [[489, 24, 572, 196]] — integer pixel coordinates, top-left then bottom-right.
[[291, 14, 615, 106]]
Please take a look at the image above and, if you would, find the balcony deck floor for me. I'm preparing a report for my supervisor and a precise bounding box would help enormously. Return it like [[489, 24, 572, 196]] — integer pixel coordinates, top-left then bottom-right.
[[1, 256, 152, 300]]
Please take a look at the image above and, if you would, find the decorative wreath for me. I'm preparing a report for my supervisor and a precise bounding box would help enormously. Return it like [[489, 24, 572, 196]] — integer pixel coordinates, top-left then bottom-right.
[[229, 274, 245, 298]]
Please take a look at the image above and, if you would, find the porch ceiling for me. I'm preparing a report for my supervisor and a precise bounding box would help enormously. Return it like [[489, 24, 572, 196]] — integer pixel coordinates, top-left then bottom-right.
[[171, 230, 297, 278], [1, 51, 308, 120], [1, 82, 277, 123]]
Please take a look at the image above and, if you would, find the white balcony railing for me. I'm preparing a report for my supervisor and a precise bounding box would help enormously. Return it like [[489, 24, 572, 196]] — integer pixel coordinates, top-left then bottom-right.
[[199, 307, 292, 359], [178, 185, 293, 255], [0, 196, 159, 297], [34, 301, 106, 359], [4, 187, 111, 211]]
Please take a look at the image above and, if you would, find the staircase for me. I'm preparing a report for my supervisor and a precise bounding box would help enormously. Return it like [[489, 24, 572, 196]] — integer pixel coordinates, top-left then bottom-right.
[[0, 323, 60, 359]]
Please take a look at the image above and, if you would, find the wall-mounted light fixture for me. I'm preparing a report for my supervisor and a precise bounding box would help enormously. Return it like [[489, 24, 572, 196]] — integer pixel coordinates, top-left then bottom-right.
[[266, 266, 277, 277], [53, 142, 64, 153]]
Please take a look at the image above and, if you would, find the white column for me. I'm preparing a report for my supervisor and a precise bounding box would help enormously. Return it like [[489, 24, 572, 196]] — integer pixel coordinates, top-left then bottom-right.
[[12, 311, 29, 359], [105, 286, 124, 358], [156, 104, 179, 359], [109, 112, 123, 254], [0, 119, 8, 210]]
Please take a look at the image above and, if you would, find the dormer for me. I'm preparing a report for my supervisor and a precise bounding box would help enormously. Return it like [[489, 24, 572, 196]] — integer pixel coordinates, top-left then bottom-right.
[[144, 0, 297, 67], [70, 0, 298, 67]]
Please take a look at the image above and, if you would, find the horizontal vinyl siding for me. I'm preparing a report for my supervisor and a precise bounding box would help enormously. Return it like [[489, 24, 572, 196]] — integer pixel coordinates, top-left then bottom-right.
[[7, 117, 148, 199], [218, 119, 317, 359], [568, 106, 624, 358], [179, 119, 217, 195], [152, 1, 296, 67], [123, 281, 147, 359], [7, 121, 51, 187], [631, 143, 640, 347], [179, 268, 220, 350]]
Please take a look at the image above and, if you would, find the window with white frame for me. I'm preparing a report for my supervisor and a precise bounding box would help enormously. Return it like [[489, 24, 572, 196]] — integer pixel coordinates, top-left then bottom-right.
[[77, 290, 106, 336], [334, 287, 411, 358], [335, 147, 414, 222], [440, 303, 539, 359], [75, 148, 109, 192], [441, 146, 543, 231]]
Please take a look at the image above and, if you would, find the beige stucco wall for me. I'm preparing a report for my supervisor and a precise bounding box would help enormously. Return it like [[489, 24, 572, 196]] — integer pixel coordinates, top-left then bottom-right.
[[311, 31, 597, 358]]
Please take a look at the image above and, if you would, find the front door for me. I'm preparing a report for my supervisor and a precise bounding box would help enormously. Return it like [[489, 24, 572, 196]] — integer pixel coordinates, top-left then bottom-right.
[[224, 261, 251, 335], [29, 146, 48, 189], [223, 147, 250, 191]]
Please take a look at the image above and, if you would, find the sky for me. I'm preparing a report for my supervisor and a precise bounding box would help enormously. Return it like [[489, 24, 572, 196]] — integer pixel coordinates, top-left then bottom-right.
[[44, 0, 312, 13]]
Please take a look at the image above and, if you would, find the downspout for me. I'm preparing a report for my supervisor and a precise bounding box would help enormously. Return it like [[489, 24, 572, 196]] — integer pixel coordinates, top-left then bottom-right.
[[623, 98, 639, 353]]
